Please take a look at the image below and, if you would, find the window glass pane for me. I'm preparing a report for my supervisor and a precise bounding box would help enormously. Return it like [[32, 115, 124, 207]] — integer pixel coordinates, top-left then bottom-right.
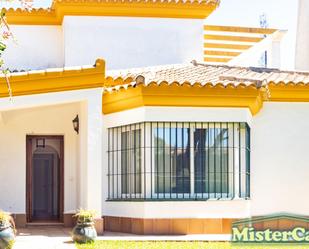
[[134, 129, 142, 194], [121, 129, 141, 194], [154, 126, 190, 194], [194, 126, 229, 195], [121, 131, 128, 194]]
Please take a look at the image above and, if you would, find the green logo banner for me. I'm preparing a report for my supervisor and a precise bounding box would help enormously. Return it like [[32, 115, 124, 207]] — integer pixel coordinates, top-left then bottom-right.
[[232, 214, 309, 243]]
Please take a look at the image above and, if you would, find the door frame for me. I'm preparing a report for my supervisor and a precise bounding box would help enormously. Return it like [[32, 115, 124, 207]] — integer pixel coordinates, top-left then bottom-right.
[[26, 135, 64, 223]]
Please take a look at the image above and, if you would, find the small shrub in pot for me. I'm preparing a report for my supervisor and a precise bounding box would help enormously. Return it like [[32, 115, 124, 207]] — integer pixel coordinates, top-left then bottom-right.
[[72, 209, 97, 244], [0, 211, 15, 249]]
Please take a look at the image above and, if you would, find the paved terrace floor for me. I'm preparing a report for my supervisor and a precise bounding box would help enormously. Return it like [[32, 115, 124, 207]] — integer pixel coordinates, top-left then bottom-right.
[[14, 227, 75, 249], [13, 227, 231, 249]]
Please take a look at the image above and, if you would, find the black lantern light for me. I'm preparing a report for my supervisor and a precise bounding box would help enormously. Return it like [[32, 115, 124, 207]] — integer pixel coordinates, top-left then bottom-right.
[[72, 115, 79, 134]]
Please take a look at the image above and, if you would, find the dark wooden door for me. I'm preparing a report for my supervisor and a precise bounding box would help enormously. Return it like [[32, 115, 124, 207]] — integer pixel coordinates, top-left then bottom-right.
[[26, 135, 64, 223], [32, 154, 54, 220]]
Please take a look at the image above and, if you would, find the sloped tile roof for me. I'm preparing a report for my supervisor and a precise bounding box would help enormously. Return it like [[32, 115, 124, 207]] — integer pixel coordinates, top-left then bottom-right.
[[105, 61, 309, 91]]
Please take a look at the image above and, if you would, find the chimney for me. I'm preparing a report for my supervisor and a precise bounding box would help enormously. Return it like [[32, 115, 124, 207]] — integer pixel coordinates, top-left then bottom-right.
[[295, 0, 309, 71]]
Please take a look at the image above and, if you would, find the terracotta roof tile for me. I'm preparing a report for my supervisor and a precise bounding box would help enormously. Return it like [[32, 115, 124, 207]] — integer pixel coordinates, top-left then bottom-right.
[[1, 59, 103, 79], [106, 61, 309, 91]]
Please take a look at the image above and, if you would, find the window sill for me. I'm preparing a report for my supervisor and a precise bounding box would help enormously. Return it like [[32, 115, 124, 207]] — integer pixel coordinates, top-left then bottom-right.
[[106, 197, 250, 202]]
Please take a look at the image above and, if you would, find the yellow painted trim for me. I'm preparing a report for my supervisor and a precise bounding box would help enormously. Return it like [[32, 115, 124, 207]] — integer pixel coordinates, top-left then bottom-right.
[[204, 50, 241, 57], [204, 43, 252, 50], [204, 57, 232, 63], [204, 25, 277, 34], [267, 83, 309, 102], [6, 1, 219, 25], [204, 34, 263, 43], [203, 25, 277, 64], [5, 9, 59, 25], [102, 83, 266, 115], [0, 59, 105, 98]]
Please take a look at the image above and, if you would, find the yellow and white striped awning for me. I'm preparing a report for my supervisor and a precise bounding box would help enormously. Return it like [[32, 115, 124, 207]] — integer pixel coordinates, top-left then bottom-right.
[[204, 25, 277, 64]]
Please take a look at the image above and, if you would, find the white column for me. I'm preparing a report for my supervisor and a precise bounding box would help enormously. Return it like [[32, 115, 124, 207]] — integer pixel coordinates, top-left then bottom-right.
[[78, 90, 103, 216], [295, 0, 309, 70], [77, 101, 87, 210]]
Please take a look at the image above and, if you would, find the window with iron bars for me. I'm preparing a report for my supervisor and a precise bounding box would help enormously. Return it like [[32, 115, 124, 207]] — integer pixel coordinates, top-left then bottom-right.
[[107, 122, 250, 201]]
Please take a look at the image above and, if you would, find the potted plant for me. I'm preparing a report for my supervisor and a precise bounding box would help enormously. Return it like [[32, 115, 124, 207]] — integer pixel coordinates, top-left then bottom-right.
[[0, 211, 15, 249], [72, 209, 97, 244]]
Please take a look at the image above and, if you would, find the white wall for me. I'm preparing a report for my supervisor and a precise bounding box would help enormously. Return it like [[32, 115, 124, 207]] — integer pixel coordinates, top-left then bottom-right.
[[1, 96, 308, 219], [251, 102, 309, 216], [102, 106, 252, 218], [78, 92, 103, 215], [103, 106, 253, 128], [63, 16, 204, 70], [0, 88, 103, 216], [103, 104, 309, 219], [104, 200, 250, 219], [2, 94, 309, 219], [3, 25, 64, 70], [0, 103, 79, 214], [4, 17, 204, 71]]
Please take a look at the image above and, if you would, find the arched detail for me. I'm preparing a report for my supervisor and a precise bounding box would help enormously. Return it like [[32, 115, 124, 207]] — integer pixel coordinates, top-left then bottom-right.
[[26, 136, 64, 223]]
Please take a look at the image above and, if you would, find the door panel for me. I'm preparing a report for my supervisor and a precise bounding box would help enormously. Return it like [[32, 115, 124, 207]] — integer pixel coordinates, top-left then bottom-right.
[[32, 154, 54, 220], [26, 136, 64, 223]]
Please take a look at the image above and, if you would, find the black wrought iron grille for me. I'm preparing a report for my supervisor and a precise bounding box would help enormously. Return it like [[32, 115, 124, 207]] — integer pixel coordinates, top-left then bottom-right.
[[107, 122, 250, 201]]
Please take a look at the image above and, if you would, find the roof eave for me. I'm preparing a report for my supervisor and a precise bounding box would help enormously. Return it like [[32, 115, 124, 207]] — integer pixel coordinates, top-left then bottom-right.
[[5, 0, 219, 25], [0, 59, 105, 98]]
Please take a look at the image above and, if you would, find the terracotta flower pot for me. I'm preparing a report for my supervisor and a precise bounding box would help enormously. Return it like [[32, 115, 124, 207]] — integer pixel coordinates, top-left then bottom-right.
[[72, 221, 97, 244]]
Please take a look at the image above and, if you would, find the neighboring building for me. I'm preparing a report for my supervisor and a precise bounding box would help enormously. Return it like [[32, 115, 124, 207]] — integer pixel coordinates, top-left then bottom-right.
[[0, 0, 308, 236], [295, 0, 309, 70], [203, 25, 286, 68]]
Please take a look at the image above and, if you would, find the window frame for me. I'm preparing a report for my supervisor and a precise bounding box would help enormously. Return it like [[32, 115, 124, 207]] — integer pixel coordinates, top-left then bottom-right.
[[107, 122, 250, 201]]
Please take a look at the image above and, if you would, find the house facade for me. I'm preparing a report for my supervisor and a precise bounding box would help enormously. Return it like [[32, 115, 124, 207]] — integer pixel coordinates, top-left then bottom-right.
[[0, 0, 308, 236]]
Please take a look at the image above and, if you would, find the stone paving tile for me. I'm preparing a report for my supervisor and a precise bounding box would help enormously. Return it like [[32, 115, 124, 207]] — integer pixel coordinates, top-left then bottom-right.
[[12, 227, 231, 249], [13, 227, 75, 249], [99, 231, 231, 241]]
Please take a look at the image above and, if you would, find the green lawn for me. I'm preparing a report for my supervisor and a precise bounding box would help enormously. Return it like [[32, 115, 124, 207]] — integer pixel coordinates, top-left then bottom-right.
[[76, 241, 309, 249]]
